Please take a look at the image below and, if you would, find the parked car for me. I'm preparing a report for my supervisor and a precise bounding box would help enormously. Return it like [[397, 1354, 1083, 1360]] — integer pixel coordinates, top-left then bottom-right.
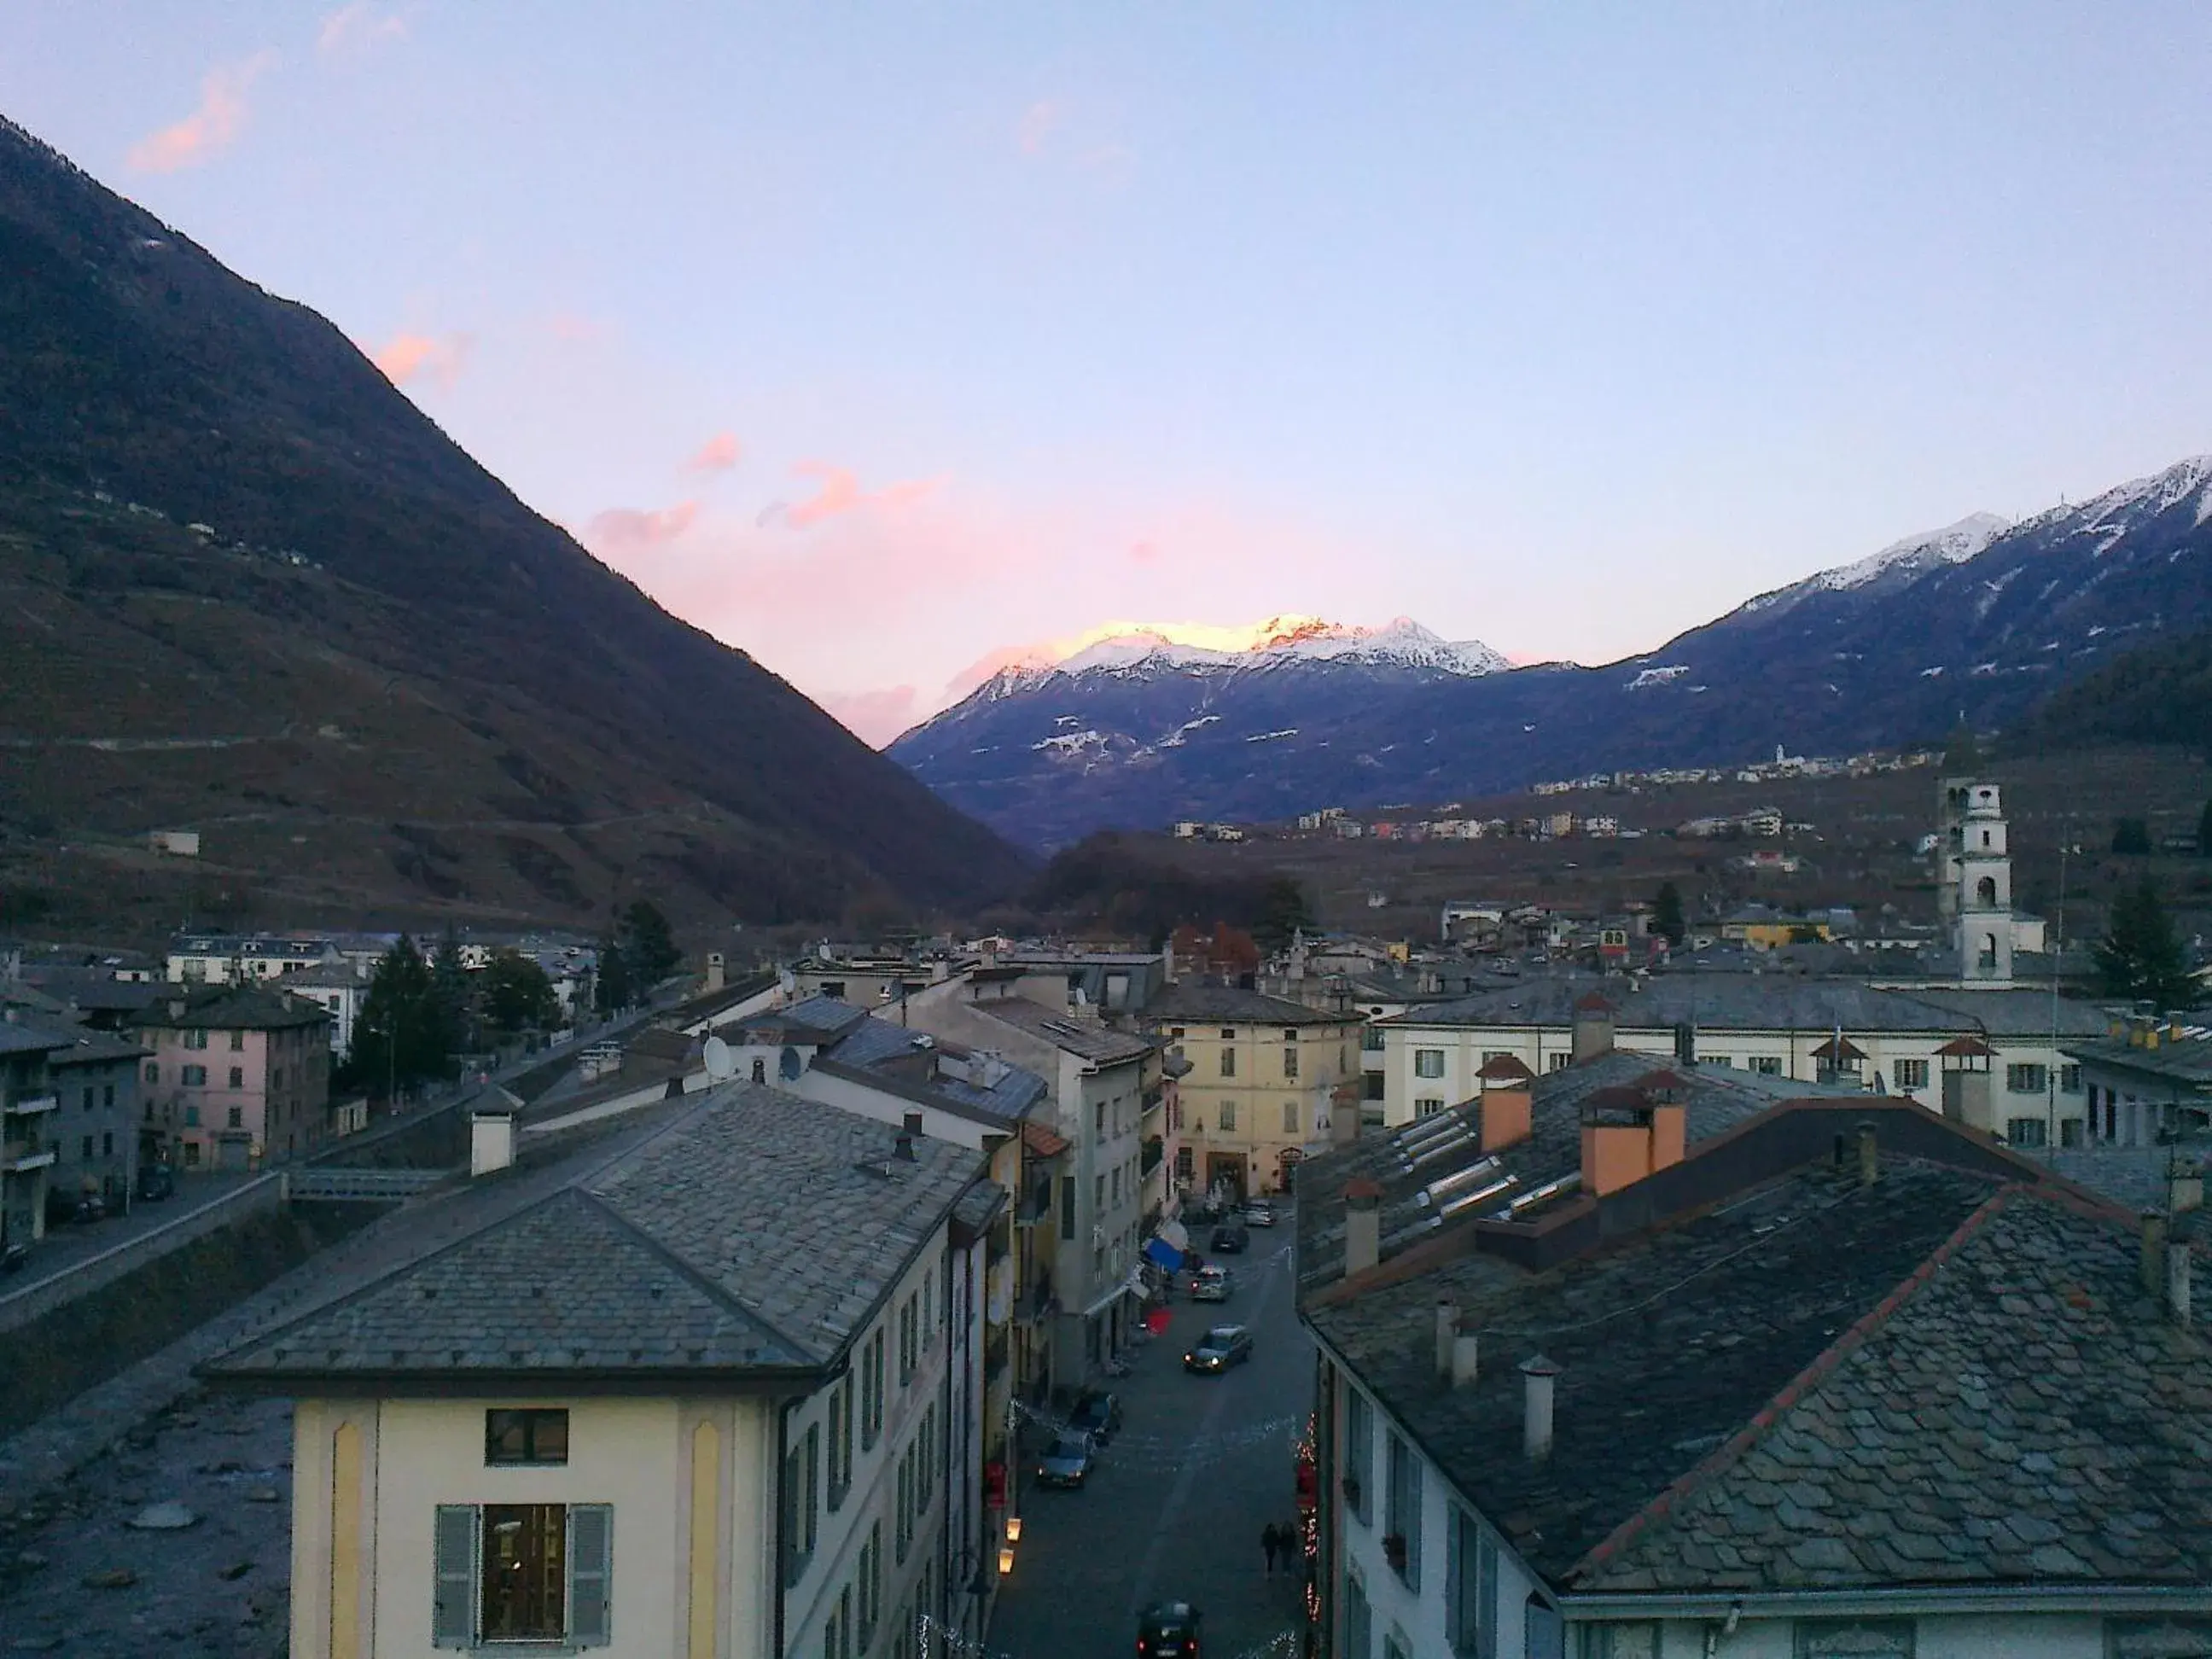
[[137, 1162, 176, 1202], [1190, 1266, 1236, 1303], [1183, 1324, 1254, 1374], [1035, 1431, 1096, 1489], [1069, 1390, 1123, 1445], [1210, 1223, 1249, 1254], [44, 1188, 102, 1227], [1137, 1601, 1204, 1658], [1243, 1199, 1277, 1227], [1180, 1199, 1220, 1227]]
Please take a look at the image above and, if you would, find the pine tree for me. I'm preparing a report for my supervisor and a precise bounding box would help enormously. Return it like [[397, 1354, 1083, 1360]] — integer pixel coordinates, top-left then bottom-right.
[[619, 899, 682, 987], [2095, 879, 2199, 1010], [594, 931, 632, 1014], [352, 935, 457, 1099], [1254, 878, 1318, 952], [1652, 882, 1686, 946]]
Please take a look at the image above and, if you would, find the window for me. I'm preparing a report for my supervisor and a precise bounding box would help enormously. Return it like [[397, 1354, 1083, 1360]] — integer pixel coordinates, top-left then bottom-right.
[[227, 1106, 244, 1129], [1383, 1632, 1412, 1659], [819, 981, 846, 999], [1414, 1049, 1446, 1079], [783, 1425, 820, 1586], [1175, 1146, 1194, 1179], [182, 1065, 208, 1087], [1096, 1174, 1107, 1212], [1546, 1052, 1570, 1073], [753, 1057, 768, 1084], [79, 1087, 92, 1112], [1751, 1056, 1783, 1075], [827, 1377, 853, 1510], [1061, 1176, 1076, 1241], [1220, 1027, 1237, 1040], [184, 1028, 208, 1051], [895, 1441, 915, 1562], [432, 1502, 611, 1649], [1363, 1073, 1386, 1101], [226, 1066, 243, 1089], [2007, 1063, 2048, 1094], [1110, 1167, 1121, 1202], [486, 1406, 571, 1468], [1283, 1047, 1300, 1080], [1793, 1620, 1913, 1657], [1362, 1027, 1386, 1051], [144, 1062, 158, 1084], [1385, 1432, 1422, 1587], [81, 1135, 94, 1160], [857, 1522, 882, 1648], [1894, 1058, 1930, 1091], [2006, 1117, 2049, 1148], [1221, 1048, 1237, 1078], [229, 1031, 243, 1051], [1577, 1625, 1658, 1659], [1220, 1103, 1237, 1132], [861, 1332, 886, 1448], [1284, 1101, 1301, 1134], [184, 1106, 201, 1127], [916, 1403, 936, 1511], [102, 1132, 113, 1156], [1415, 1097, 1446, 1118], [1343, 1388, 1373, 1523], [272, 1066, 284, 1088], [1094, 1101, 1106, 1138], [1343, 1569, 1372, 1659], [899, 1295, 917, 1383], [2061, 1063, 2082, 1092], [1448, 1507, 1498, 1657], [824, 1585, 853, 1659]]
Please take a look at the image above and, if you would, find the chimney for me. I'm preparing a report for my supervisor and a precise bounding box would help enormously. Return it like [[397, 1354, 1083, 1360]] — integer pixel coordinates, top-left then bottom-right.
[[2168, 1242, 2193, 1329], [1476, 1057, 1535, 1153], [1435, 1298, 1458, 1382], [1672, 1021, 1697, 1066], [904, 1109, 924, 1139], [2172, 1156, 2205, 1217], [1520, 1354, 1561, 1462], [1855, 1120, 1878, 1187], [894, 1112, 921, 1161], [1342, 1177, 1384, 1277], [1571, 994, 1614, 1064], [470, 1109, 516, 1178], [1451, 1326, 1481, 1388], [705, 952, 726, 994], [1330, 1083, 1362, 1146], [2142, 1212, 2169, 1296]]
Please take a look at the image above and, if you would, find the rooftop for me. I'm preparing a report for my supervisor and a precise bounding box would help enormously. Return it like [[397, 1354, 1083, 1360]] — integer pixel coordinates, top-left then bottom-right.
[[1144, 981, 1355, 1027], [966, 997, 1156, 1067], [2064, 1031, 2212, 1090], [208, 1081, 987, 1388], [131, 984, 332, 1033]]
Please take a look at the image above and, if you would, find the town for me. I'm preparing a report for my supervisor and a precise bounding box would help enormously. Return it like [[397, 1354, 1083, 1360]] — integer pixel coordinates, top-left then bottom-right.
[[3, 763, 2209, 1658]]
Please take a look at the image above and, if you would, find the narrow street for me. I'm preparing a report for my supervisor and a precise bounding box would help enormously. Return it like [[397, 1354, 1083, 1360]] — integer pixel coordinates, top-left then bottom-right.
[[988, 1215, 1312, 1659]]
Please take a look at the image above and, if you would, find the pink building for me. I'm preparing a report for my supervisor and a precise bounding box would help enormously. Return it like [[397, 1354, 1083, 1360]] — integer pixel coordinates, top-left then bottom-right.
[[133, 985, 333, 1170]]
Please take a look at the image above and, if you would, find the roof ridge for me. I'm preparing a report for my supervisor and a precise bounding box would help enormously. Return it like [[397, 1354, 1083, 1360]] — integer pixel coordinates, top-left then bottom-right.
[[568, 1185, 818, 1363], [1569, 1184, 2018, 1584]]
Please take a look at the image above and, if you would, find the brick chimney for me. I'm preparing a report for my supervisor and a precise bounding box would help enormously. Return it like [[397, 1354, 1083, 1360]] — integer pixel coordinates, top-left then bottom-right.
[[1578, 1082, 1687, 1197], [1571, 993, 1615, 1064], [1476, 1056, 1535, 1153], [1520, 1354, 1561, 1462], [1343, 1177, 1384, 1277], [1330, 1082, 1363, 1146]]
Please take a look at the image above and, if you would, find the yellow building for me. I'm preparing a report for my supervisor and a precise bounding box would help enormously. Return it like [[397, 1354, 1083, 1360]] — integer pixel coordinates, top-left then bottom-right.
[[1144, 984, 1362, 1201]]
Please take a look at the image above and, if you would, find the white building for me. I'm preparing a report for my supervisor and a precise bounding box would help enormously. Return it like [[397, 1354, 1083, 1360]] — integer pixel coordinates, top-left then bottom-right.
[[278, 963, 370, 1061], [209, 1083, 998, 1659]]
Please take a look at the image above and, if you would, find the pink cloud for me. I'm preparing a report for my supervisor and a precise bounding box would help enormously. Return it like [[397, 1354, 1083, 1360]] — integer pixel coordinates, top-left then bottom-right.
[[369, 330, 473, 391], [683, 432, 743, 475], [581, 501, 701, 557], [782, 461, 941, 529], [317, 2, 406, 55], [125, 51, 277, 174], [818, 684, 922, 748], [1017, 100, 1061, 155], [1128, 539, 1161, 564]]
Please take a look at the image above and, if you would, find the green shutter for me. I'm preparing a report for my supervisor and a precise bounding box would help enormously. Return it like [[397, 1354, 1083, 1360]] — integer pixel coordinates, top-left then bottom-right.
[[432, 1505, 477, 1648], [569, 1504, 613, 1647]]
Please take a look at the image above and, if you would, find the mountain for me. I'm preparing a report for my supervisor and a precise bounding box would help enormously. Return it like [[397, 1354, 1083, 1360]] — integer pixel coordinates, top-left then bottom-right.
[[892, 459, 2212, 849], [0, 115, 1022, 933]]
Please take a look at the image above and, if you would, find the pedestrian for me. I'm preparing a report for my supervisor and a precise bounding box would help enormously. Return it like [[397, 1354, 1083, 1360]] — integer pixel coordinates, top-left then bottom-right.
[[1261, 1522, 1280, 1575]]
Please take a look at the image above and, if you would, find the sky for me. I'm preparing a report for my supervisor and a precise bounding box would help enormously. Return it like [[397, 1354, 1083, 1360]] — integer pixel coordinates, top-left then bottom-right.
[[5, 4, 2211, 745]]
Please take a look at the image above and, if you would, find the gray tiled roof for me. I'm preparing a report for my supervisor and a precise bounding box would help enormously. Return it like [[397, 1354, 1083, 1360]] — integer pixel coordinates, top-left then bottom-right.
[[209, 1081, 987, 1387], [2064, 1033, 2212, 1089], [729, 995, 869, 1043], [1895, 986, 2112, 1038], [25, 1022, 148, 1067], [1378, 975, 1976, 1035], [968, 998, 1156, 1066], [0, 1021, 73, 1058], [813, 1010, 1051, 1126], [131, 983, 331, 1032], [1144, 983, 1356, 1027]]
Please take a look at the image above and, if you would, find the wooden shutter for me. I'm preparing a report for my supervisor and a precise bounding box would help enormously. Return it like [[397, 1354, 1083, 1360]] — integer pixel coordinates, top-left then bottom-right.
[[432, 1505, 477, 1648], [568, 1505, 614, 1646]]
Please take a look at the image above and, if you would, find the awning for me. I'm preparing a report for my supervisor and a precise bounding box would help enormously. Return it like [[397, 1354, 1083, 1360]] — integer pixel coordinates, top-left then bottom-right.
[[1079, 1272, 1146, 1319], [1143, 1220, 1190, 1272]]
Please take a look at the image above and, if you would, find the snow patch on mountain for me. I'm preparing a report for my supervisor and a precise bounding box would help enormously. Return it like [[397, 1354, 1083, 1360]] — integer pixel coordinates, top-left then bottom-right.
[[982, 614, 1507, 691], [1813, 512, 2012, 591]]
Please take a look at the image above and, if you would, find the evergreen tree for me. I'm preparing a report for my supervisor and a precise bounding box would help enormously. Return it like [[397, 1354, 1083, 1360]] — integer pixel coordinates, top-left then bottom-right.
[[429, 927, 473, 1055], [619, 899, 682, 987], [1652, 881, 1686, 946], [351, 935, 457, 1099], [1254, 877, 1318, 952], [2095, 879, 2199, 1009], [481, 949, 561, 1032], [2112, 818, 2153, 856], [594, 930, 633, 1014], [2198, 797, 2212, 857]]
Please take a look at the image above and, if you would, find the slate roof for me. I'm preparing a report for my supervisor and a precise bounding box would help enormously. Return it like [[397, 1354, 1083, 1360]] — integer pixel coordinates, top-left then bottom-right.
[[209, 1080, 987, 1388], [1312, 1153, 2212, 1592], [0, 1021, 72, 1059], [809, 1009, 1051, 1126], [1144, 983, 1355, 1027], [1295, 1051, 1847, 1289], [2064, 1033, 2212, 1091], [1377, 975, 1977, 1036], [728, 994, 870, 1045], [132, 984, 331, 1033], [26, 1022, 148, 1068], [968, 998, 1156, 1066]]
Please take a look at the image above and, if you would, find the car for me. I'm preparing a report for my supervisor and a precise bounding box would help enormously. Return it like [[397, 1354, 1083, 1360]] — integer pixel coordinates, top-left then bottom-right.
[[1069, 1390, 1122, 1444], [1210, 1223, 1249, 1254], [1243, 1200, 1278, 1227], [1190, 1265, 1236, 1302], [1137, 1600, 1205, 1658], [1034, 1431, 1095, 1488], [1183, 1324, 1254, 1374], [137, 1162, 176, 1202], [1180, 1199, 1220, 1228]]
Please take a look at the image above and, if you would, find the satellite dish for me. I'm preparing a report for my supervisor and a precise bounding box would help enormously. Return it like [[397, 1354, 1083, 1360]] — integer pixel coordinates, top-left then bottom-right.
[[701, 1035, 736, 1082]]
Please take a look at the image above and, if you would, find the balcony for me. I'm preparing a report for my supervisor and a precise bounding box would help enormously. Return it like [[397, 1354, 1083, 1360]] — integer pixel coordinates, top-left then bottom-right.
[[1014, 1173, 1054, 1228], [3, 1094, 59, 1117], [1014, 1270, 1057, 1325], [1142, 1085, 1167, 1117], [2, 1144, 57, 1173], [1140, 1137, 1164, 1176]]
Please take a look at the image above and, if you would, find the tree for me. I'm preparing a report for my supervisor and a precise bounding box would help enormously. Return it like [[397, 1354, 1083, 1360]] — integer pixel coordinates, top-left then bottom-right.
[[594, 929, 633, 1014], [2112, 818, 2153, 855], [2199, 797, 2212, 857], [2095, 879, 2199, 1009], [430, 927, 473, 1055], [1652, 882, 1686, 946], [1942, 719, 1982, 774], [1254, 878, 1318, 952], [350, 935, 457, 1100], [619, 899, 682, 987], [481, 949, 561, 1033]]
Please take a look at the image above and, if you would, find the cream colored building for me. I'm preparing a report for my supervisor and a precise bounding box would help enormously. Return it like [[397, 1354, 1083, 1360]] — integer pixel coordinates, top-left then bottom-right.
[[1143, 983, 1361, 1201], [211, 1082, 997, 1659]]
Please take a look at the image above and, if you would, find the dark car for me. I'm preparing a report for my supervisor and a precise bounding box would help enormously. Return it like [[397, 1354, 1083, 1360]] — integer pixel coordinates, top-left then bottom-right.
[[1035, 1432, 1095, 1489], [1137, 1600, 1204, 1658], [137, 1162, 176, 1202], [1183, 1324, 1254, 1374], [1210, 1223, 1249, 1254], [1069, 1390, 1122, 1444]]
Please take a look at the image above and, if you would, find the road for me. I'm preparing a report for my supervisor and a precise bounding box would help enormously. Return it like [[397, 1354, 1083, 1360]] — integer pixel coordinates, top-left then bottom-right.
[[0, 1169, 263, 1299], [987, 1214, 1313, 1659]]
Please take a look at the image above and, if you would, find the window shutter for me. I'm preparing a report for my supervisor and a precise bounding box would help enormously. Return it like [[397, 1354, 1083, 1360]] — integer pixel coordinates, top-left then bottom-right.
[[568, 1505, 614, 1647], [432, 1505, 477, 1648]]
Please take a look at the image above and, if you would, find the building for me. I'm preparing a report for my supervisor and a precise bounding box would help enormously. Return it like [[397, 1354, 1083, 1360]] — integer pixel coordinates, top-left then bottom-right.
[[132, 985, 334, 1169], [166, 932, 344, 986], [277, 963, 370, 1061], [2, 1022, 71, 1250], [1297, 1091, 2212, 1659], [1374, 975, 2108, 1147], [2067, 1012, 2212, 1148], [31, 1021, 145, 1209], [207, 1084, 998, 1659], [1143, 981, 1361, 1201]]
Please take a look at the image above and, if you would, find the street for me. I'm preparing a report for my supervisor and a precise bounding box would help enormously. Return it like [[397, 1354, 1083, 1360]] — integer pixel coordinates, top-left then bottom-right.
[[987, 1215, 1312, 1659]]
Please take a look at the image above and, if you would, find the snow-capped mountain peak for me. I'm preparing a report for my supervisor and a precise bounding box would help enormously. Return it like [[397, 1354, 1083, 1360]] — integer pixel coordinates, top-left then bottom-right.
[[981, 614, 1505, 689], [1813, 511, 2014, 592]]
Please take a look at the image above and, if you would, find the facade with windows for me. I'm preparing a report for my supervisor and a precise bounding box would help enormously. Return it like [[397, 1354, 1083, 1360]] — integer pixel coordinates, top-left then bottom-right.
[[132, 984, 332, 1168], [210, 1080, 996, 1659]]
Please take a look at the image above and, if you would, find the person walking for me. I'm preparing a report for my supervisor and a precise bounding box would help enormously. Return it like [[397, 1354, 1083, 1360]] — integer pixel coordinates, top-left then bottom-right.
[[1261, 1522, 1280, 1576]]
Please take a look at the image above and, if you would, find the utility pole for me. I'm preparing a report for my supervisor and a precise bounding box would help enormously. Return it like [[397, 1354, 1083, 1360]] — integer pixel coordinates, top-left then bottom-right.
[[2046, 836, 2069, 1152]]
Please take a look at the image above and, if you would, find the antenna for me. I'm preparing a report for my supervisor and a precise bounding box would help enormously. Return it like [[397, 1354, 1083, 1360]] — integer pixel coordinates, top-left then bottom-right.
[[701, 1035, 736, 1082]]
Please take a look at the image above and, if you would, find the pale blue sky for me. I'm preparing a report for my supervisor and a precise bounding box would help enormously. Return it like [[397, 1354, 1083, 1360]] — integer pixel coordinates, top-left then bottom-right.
[[5, 3, 2209, 740]]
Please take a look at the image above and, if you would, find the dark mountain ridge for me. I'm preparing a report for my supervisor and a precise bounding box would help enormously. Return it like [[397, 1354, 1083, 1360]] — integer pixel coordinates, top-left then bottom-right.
[[892, 459, 2212, 848], [0, 114, 1022, 929]]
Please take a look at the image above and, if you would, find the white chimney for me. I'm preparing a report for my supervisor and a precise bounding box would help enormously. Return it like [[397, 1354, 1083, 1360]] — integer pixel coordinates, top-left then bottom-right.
[[1435, 1298, 1458, 1382], [2168, 1242, 2193, 1329], [1451, 1327, 1481, 1388], [1343, 1179, 1383, 1278], [470, 1110, 516, 1178], [1520, 1354, 1561, 1462], [705, 952, 726, 994]]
